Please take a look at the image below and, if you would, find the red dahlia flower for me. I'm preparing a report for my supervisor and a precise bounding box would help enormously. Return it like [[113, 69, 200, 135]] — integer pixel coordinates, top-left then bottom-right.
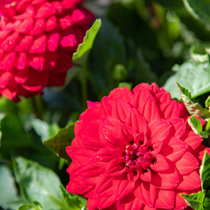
[[0, 0, 94, 101], [66, 83, 210, 210]]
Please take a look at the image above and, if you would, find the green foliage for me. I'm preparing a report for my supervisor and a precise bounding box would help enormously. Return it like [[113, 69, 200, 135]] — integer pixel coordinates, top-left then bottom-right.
[[0, 165, 25, 210], [188, 116, 208, 138], [73, 19, 102, 61], [12, 157, 72, 210], [43, 124, 74, 161], [181, 192, 205, 210], [183, 0, 210, 26], [3, 1, 210, 210], [200, 152, 210, 190], [164, 60, 210, 99], [177, 83, 209, 118], [60, 185, 87, 210], [181, 152, 210, 210]]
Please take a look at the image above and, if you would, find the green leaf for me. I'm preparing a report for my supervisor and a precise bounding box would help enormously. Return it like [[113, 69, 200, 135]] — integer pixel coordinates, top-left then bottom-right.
[[59, 185, 86, 210], [183, 0, 210, 26], [177, 83, 209, 118], [88, 18, 126, 98], [188, 116, 208, 138], [164, 60, 210, 99], [18, 204, 33, 210], [1, 113, 32, 158], [200, 151, 210, 190], [190, 43, 210, 63], [181, 191, 205, 210], [0, 165, 25, 210], [112, 64, 127, 80], [13, 157, 70, 210], [205, 95, 210, 108], [43, 124, 74, 161], [29, 118, 60, 142], [118, 82, 132, 90], [73, 19, 102, 61]]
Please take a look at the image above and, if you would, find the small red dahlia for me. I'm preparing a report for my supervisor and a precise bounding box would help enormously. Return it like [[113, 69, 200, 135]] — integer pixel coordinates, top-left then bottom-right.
[[66, 83, 210, 210], [0, 0, 94, 101]]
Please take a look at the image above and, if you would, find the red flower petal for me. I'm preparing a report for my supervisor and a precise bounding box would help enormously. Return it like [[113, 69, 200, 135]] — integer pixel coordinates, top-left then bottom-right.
[[177, 171, 201, 190], [126, 108, 148, 134], [112, 98, 132, 123], [117, 194, 144, 210], [140, 96, 160, 123], [79, 163, 104, 184], [22, 69, 49, 91], [151, 164, 180, 189], [109, 86, 133, 102], [90, 148, 113, 168], [96, 195, 116, 209], [160, 101, 181, 119], [113, 173, 135, 200], [139, 169, 152, 182], [95, 175, 114, 197], [130, 87, 152, 108], [148, 119, 171, 141], [105, 159, 125, 177], [168, 118, 186, 138], [175, 152, 199, 175], [99, 126, 125, 149], [161, 137, 188, 162], [150, 154, 169, 172], [134, 181, 157, 208], [155, 190, 175, 209]]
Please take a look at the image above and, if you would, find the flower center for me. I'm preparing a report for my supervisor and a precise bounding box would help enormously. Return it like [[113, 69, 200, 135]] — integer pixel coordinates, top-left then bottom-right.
[[124, 144, 152, 170]]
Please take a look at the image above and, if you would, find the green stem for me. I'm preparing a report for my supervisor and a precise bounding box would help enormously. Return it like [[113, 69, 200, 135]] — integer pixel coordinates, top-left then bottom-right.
[[81, 58, 88, 111], [31, 95, 43, 120]]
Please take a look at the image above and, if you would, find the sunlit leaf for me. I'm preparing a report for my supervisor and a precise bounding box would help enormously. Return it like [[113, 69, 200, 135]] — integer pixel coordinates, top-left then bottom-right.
[[181, 191, 205, 210], [73, 19, 102, 61], [177, 83, 209, 118], [13, 157, 70, 210], [164, 60, 210, 99], [60, 185, 87, 210], [200, 151, 210, 190]]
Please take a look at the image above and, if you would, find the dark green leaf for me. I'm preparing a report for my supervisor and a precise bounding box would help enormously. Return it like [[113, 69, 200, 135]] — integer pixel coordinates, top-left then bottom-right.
[[164, 60, 210, 99], [88, 18, 126, 98], [1, 113, 32, 158], [73, 19, 102, 61], [183, 0, 210, 26], [200, 151, 210, 190], [43, 124, 74, 161], [177, 83, 209, 118], [181, 191, 205, 210], [13, 157, 70, 210]]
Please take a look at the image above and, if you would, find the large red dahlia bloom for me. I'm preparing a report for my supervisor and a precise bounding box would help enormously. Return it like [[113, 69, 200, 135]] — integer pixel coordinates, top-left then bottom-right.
[[0, 0, 94, 101], [66, 83, 209, 210]]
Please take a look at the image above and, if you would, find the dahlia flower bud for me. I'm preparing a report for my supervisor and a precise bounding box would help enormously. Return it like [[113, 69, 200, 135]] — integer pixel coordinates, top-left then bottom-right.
[[66, 83, 210, 210], [0, 0, 94, 101]]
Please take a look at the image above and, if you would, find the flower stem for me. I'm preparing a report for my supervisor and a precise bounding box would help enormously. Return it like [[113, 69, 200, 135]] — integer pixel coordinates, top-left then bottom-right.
[[81, 58, 88, 111], [31, 95, 43, 120]]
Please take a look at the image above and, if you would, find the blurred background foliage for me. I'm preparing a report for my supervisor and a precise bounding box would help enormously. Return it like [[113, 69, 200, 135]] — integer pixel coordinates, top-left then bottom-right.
[[1, 0, 210, 209]]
